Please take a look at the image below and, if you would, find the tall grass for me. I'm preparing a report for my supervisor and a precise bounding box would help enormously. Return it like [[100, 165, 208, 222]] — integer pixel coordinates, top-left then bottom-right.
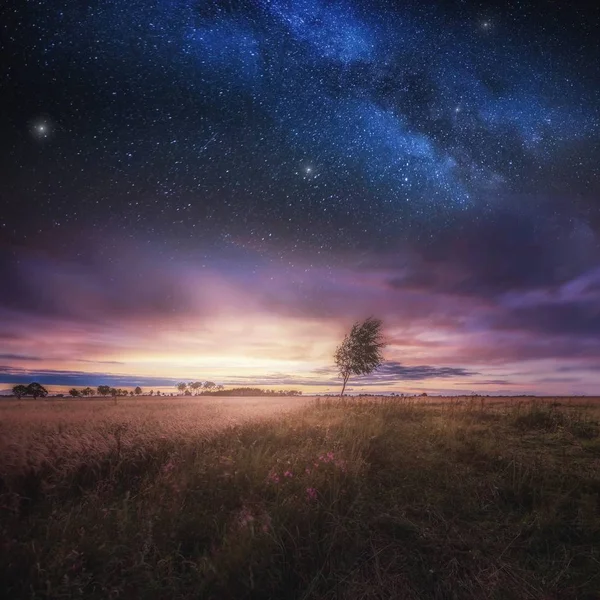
[[1, 396, 599, 599]]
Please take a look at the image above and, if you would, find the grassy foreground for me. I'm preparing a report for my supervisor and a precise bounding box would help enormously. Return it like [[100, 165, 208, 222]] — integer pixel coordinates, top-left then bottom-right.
[[1, 397, 600, 599]]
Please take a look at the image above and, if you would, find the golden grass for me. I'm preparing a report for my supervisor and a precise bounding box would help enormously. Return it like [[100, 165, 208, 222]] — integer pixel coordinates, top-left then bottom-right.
[[1, 395, 599, 599]]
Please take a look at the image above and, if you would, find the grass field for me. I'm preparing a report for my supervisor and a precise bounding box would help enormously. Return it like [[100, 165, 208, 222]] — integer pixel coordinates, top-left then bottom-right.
[[1, 395, 600, 599]]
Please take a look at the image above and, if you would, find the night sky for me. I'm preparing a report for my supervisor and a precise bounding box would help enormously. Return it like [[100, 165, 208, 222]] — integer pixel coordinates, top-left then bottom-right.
[[2, 0, 599, 394]]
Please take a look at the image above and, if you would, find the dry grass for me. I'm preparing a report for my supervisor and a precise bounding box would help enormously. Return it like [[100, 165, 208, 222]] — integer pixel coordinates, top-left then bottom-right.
[[0, 396, 309, 474], [1, 395, 599, 599]]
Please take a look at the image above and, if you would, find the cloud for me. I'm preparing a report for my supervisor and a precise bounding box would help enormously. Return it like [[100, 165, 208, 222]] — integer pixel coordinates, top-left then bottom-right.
[[315, 361, 476, 384], [0, 366, 179, 388], [493, 300, 600, 336], [2, 225, 600, 394], [0, 353, 43, 362], [385, 211, 598, 300]]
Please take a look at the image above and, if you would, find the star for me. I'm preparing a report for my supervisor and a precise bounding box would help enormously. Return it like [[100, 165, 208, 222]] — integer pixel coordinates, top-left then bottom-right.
[[32, 120, 51, 139]]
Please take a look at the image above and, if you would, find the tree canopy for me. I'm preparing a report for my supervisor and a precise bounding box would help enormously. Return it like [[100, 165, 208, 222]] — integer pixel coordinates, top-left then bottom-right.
[[334, 317, 386, 396]]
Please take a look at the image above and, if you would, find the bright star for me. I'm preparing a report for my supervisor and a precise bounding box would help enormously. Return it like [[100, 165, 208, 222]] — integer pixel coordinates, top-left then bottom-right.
[[32, 120, 51, 138]]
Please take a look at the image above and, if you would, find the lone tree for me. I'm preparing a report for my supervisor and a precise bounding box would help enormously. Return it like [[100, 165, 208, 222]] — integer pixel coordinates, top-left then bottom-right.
[[12, 384, 28, 399], [176, 382, 188, 395], [334, 317, 386, 396], [134, 386, 142, 396]]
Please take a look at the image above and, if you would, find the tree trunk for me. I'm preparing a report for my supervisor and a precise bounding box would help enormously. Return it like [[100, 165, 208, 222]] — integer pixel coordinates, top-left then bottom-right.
[[340, 374, 349, 397]]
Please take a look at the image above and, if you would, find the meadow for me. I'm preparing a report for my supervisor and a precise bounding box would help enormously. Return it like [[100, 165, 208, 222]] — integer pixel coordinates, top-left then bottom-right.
[[1, 395, 599, 599]]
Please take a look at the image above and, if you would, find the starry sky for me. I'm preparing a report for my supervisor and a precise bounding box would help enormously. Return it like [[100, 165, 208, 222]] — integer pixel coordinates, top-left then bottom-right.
[[1, 0, 600, 395]]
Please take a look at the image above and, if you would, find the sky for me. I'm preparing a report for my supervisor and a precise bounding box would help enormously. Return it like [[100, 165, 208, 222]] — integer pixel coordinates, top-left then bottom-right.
[[1, 0, 600, 395]]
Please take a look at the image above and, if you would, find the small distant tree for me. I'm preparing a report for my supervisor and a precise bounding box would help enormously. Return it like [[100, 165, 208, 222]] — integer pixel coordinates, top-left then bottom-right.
[[27, 382, 49, 400], [149, 390, 154, 396], [334, 317, 386, 396], [12, 384, 28, 399], [97, 385, 110, 396], [69, 388, 81, 398], [155, 390, 160, 396], [176, 382, 187, 395], [189, 381, 202, 395], [129, 390, 134, 396], [110, 388, 118, 403], [134, 386, 142, 396]]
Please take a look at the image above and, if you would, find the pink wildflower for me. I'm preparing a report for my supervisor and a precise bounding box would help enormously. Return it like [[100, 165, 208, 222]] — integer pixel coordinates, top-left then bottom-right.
[[284, 470, 293, 478], [305, 467, 311, 475], [306, 487, 317, 501]]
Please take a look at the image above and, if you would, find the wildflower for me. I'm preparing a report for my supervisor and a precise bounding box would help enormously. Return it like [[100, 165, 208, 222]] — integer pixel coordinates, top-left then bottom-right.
[[306, 487, 317, 501], [284, 470, 293, 478], [305, 467, 311, 475]]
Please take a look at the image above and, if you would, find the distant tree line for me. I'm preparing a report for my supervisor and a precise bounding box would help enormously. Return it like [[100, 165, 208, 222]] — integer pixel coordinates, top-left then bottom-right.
[[174, 383, 302, 396], [198, 387, 303, 397], [10, 382, 302, 399]]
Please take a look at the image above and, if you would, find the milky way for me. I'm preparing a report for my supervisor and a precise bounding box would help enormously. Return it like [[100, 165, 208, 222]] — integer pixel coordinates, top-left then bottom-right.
[[1, 1, 600, 394]]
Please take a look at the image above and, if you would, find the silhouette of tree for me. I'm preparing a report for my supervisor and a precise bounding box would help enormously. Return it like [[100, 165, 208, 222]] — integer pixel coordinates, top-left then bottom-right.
[[176, 382, 188, 395], [134, 386, 142, 396], [12, 384, 28, 399], [97, 385, 110, 396], [334, 317, 386, 396], [155, 391, 161, 396], [149, 390, 154, 396], [189, 381, 202, 395], [203, 381, 216, 391], [27, 382, 49, 400], [69, 388, 80, 397]]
